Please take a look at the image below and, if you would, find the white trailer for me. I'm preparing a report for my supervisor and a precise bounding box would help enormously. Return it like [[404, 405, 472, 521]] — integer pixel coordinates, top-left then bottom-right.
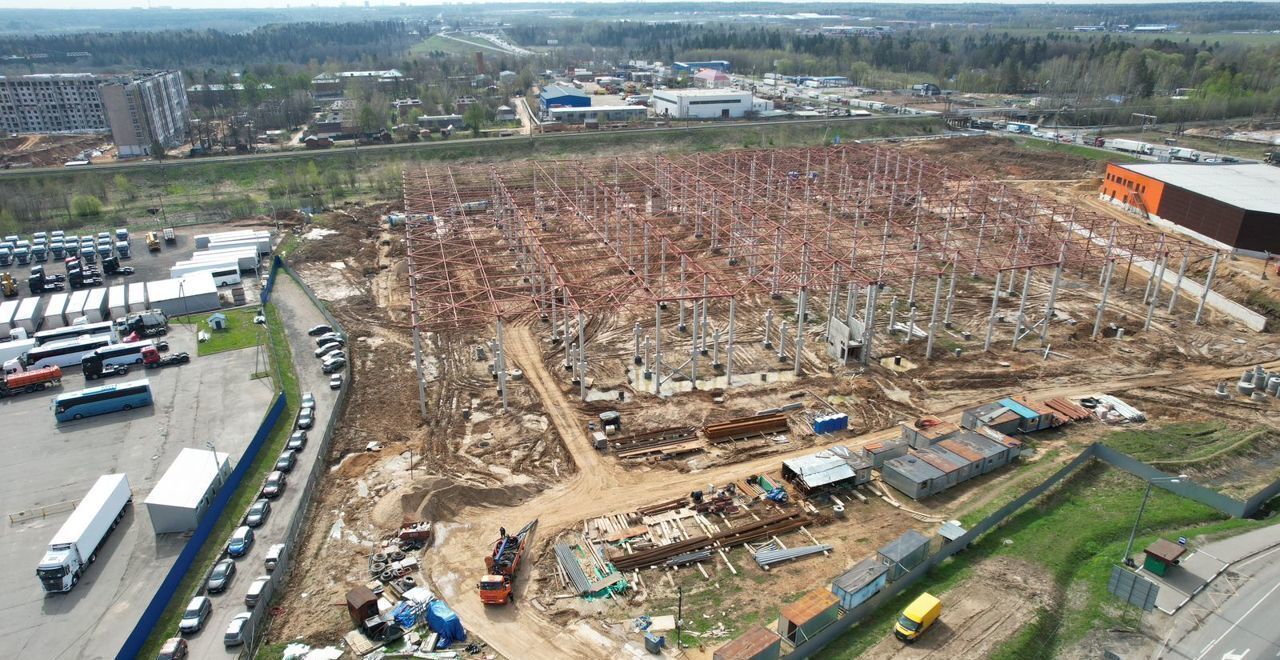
[[1107, 138, 1155, 155], [13, 296, 45, 334], [108, 285, 128, 320], [83, 289, 108, 323], [42, 292, 70, 329], [194, 229, 259, 249], [206, 232, 271, 254], [0, 299, 19, 337], [0, 338, 36, 366], [169, 261, 242, 287], [36, 474, 132, 593], [66, 290, 89, 325], [127, 282, 147, 313], [185, 249, 259, 272]]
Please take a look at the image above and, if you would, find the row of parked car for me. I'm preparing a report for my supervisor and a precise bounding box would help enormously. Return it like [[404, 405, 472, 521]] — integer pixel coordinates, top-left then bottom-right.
[[0, 229, 131, 268], [160, 390, 324, 657], [309, 323, 347, 386]]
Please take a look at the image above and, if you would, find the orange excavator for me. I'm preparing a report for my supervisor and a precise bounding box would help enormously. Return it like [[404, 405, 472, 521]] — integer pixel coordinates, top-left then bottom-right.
[[478, 519, 537, 605]]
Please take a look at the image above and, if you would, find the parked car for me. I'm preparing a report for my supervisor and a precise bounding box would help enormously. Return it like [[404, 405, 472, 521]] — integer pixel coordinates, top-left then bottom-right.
[[224, 612, 252, 647], [206, 558, 237, 593], [300, 391, 315, 409], [275, 450, 297, 473], [329, 373, 343, 390], [316, 331, 345, 343], [178, 596, 212, 634], [322, 356, 347, 374], [227, 526, 255, 557], [321, 350, 346, 363], [245, 499, 271, 528], [306, 324, 333, 336], [287, 430, 307, 451], [315, 335, 344, 348], [296, 408, 314, 430], [314, 343, 343, 359], [245, 575, 271, 608], [264, 543, 286, 572], [261, 471, 287, 499], [157, 637, 189, 660]]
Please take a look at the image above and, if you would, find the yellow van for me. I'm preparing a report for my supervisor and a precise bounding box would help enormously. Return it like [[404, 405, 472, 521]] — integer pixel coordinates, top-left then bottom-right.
[[894, 592, 941, 642]]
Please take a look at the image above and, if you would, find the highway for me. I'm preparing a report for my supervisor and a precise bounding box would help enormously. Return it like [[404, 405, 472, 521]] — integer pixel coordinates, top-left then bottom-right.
[[0, 114, 935, 180], [1166, 538, 1280, 660]]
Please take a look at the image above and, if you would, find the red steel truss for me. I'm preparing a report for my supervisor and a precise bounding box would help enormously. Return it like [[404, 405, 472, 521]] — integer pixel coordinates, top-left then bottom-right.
[[403, 145, 1213, 332]]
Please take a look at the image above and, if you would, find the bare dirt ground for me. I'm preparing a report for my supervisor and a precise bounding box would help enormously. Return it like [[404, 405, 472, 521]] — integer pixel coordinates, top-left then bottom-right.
[[262, 143, 1280, 659], [859, 558, 1054, 660], [901, 135, 1104, 180], [0, 133, 113, 167]]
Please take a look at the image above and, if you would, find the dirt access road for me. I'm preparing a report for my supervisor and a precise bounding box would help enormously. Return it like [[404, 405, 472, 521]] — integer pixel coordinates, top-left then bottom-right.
[[422, 333, 1279, 660]]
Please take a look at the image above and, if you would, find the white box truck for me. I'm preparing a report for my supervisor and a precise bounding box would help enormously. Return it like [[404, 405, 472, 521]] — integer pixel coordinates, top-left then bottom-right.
[[37, 474, 132, 593], [1168, 147, 1200, 162]]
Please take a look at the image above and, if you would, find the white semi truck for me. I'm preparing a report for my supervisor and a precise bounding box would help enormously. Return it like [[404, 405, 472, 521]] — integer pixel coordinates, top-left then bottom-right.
[[36, 474, 132, 593], [1107, 138, 1155, 155]]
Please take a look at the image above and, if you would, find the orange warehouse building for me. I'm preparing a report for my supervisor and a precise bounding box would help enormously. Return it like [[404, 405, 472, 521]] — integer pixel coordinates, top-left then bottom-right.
[[1101, 162, 1280, 253]]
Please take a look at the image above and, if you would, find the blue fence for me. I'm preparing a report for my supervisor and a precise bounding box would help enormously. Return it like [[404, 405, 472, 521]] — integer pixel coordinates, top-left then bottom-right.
[[260, 255, 283, 305], [115, 392, 287, 660]]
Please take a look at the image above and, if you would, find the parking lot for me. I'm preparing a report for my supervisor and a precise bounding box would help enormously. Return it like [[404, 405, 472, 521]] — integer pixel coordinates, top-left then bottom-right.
[[181, 275, 340, 659], [0, 327, 276, 660]]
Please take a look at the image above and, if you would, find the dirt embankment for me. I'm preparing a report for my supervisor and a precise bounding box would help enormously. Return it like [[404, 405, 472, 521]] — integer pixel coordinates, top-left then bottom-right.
[[902, 135, 1104, 180]]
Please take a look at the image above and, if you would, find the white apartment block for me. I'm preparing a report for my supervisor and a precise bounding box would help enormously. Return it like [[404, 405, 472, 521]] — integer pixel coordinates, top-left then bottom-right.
[[0, 73, 107, 133]]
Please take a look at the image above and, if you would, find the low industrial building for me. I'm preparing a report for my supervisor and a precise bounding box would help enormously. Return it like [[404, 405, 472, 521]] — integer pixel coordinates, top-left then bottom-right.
[[961, 396, 1055, 435], [882, 421, 1025, 500], [145, 272, 220, 318], [651, 89, 771, 119], [143, 448, 231, 534], [859, 439, 907, 468], [539, 84, 591, 111], [693, 68, 731, 88], [674, 60, 731, 74], [781, 446, 871, 492], [831, 556, 888, 610], [1101, 162, 1280, 254], [548, 105, 648, 125], [899, 416, 962, 448], [713, 625, 782, 660], [880, 454, 946, 499], [777, 588, 840, 645], [417, 114, 465, 131], [877, 529, 930, 580]]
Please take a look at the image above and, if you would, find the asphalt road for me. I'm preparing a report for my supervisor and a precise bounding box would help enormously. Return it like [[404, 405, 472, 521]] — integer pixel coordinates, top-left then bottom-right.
[[0, 115, 932, 180], [0, 329, 275, 660], [181, 275, 339, 659], [1170, 541, 1280, 660]]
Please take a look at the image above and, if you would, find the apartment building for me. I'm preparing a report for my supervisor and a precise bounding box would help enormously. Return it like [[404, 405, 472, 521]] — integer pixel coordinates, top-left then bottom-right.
[[99, 71, 190, 158], [0, 73, 107, 133]]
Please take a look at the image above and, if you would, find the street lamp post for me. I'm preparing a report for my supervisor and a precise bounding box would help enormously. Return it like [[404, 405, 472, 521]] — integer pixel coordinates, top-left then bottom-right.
[[1123, 474, 1187, 567], [205, 441, 223, 479]]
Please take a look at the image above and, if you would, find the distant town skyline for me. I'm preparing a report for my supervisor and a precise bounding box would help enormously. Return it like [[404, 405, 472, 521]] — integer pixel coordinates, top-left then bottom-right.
[[0, 0, 1253, 10]]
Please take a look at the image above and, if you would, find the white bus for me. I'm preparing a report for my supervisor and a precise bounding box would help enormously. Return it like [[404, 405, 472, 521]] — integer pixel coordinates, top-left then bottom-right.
[[169, 261, 241, 286], [33, 321, 116, 347], [83, 340, 154, 369], [22, 336, 114, 369]]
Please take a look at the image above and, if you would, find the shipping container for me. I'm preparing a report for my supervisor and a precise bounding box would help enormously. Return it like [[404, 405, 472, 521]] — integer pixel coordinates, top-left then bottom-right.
[[42, 292, 70, 329], [13, 296, 46, 334]]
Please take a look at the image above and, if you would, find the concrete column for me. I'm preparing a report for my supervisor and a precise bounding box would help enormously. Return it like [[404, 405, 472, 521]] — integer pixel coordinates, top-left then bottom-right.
[[1093, 260, 1115, 339], [925, 273, 943, 360], [726, 297, 736, 386], [983, 270, 1002, 352], [794, 288, 807, 376], [495, 318, 509, 412], [1168, 255, 1189, 314], [1041, 262, 1063, 345], [1194, 253, 1220, 325], [1012, 268, 1032, 349], [943, 267, 958, 328], [411, 327, 429, 419], [653, 302, 663, 395], [1144, 255, 1166, 331]]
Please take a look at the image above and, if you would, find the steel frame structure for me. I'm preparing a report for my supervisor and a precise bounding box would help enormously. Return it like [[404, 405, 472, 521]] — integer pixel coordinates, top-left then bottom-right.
[[403, 145, 1218, 412]]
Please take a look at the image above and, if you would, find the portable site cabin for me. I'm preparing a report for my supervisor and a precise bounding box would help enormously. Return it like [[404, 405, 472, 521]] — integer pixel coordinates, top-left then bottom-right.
[[942, 430, 1016, 475], [127, 282, 147, 313], [831, 556, 889, 610], [881, 454, 946, 500], [14, 295, 46, 334], [777, 588, 840, 646], [145, 273, 220, 318], [961, 397, 1054, 435], [107, 285, 128, 320], [143, 448, 231, 534], [713, 626, 782, 660], [860, 439, 907, 468], [42, 292, 70, 329], [82, 288, 108, 323], [899, 417, 962, 449], [916, 444, 978, 486], [878, 530, 930, 581], [0, 299, 19, 337]]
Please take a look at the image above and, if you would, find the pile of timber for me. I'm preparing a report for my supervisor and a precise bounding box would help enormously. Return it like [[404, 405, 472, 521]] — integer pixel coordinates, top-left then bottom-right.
[[612, 426, 703, 460], [703, 413, 789, 444], [637, 496, 689, 517], [608, 512, 814, 571]]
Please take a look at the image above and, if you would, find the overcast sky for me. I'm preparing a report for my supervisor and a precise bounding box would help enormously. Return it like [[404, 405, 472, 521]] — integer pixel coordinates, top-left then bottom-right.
[[0, 0, 1243, 8]]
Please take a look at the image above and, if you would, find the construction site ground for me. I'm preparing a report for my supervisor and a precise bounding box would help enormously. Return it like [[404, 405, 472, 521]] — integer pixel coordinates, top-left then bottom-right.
[[0, 133, 114, 167], [262, 137, 1280, 660]]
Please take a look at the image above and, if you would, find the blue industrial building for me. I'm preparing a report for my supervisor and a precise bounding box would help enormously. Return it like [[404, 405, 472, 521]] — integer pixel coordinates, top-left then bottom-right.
[[539, 85, 590, 111], [674, 60, 731, 74]]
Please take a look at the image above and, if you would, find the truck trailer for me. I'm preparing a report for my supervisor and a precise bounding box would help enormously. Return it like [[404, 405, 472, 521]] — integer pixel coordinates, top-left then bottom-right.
[[36, 474, 132, 593], [13, 296, 45, 335], [1107, 138, 1155, 155], [0, 365, 62, 398]]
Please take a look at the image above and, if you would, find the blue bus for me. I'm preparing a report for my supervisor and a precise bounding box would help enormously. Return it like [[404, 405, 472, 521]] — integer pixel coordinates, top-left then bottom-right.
[[53, 378, 152, 422]]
